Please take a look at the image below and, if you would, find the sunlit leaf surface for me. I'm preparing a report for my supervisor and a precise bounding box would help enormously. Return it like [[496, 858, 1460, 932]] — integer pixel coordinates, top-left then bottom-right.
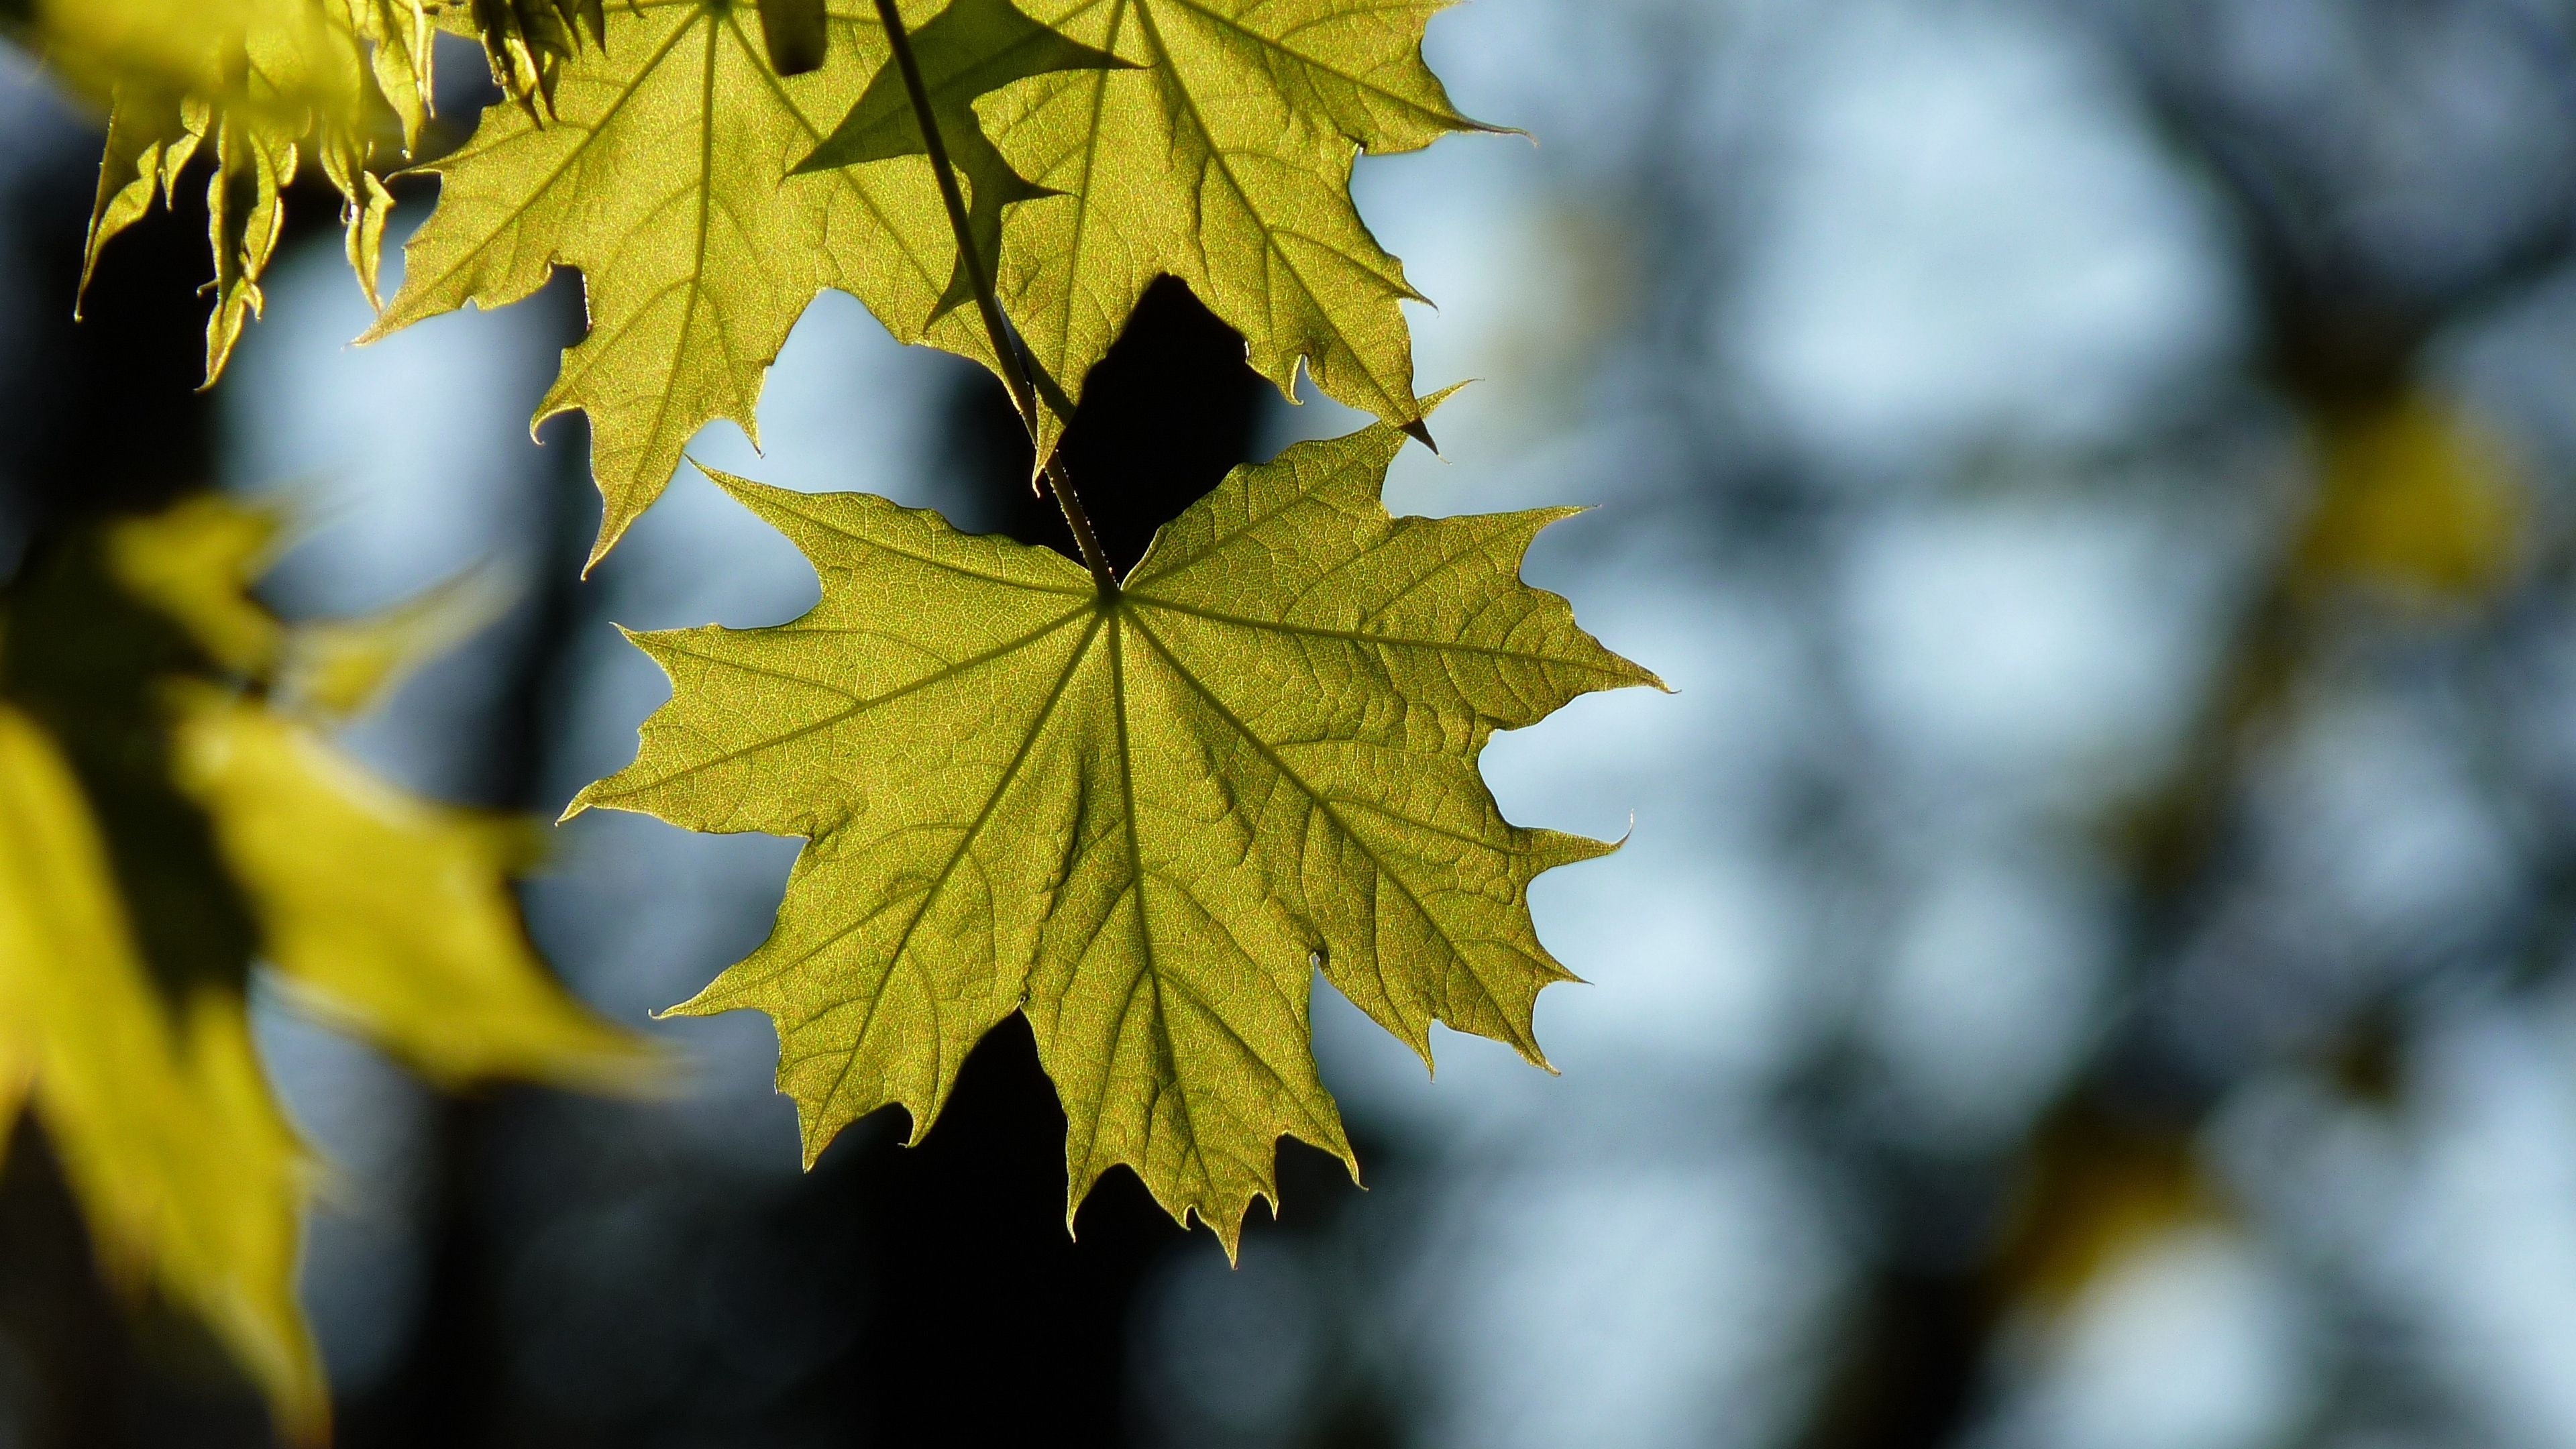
[[374, 0, 1472, 564], [973, 0, 1489, 448], [53, 0, 426, 381], [577, 418, 1656, 1250], [372, 0, 1108, 564]]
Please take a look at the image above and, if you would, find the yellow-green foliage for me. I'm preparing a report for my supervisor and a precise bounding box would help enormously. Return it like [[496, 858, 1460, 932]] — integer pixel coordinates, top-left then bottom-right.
[[16, 0, 1654, 1408], [0, 499, 659, 1439], [36, 0, 433, 380], [968, 0, 1485, 451], [367, 0, 1081, 562], [372, 0, 1477, 559], [576, 419, 1656, 1250]]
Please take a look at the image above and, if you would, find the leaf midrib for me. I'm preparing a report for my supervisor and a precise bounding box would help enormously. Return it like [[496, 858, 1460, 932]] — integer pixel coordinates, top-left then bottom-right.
[[798, 608, 1106, 1144], [1128, 592, 1633, 676], [604, 603, 1091, 798]]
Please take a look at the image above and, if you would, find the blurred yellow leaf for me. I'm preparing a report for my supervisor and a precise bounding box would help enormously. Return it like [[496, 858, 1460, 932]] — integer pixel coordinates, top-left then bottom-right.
[[0, 495, 659, 1435], [99, 490, 283, 676], [0, 703, 320, 1440], [2300, 389, 2525, 606], [278, 559, 512, 716], [29, 0, 339, 113], [171, 688, 657, 1090], [97, 495, 509, 716]]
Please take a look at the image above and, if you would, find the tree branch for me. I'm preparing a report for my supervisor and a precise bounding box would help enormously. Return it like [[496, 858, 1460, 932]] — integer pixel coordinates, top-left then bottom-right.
[[872, 0, 1118, 593]]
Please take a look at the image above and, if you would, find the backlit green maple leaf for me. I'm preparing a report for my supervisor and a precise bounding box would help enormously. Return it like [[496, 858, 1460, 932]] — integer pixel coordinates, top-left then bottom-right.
[[370, 0, 1120, 565], [574, 418, 1657, 1250], [957, 0, 1494, 449], [0, 496, 659, 1437]]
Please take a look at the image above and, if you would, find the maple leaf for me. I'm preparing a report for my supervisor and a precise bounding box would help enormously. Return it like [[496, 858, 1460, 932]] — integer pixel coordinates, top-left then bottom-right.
[[902, 0, 1494, 450], [574, 417, 1658, 1250], [0, 496, 659, 1436], [371, 0, 1120, 566]]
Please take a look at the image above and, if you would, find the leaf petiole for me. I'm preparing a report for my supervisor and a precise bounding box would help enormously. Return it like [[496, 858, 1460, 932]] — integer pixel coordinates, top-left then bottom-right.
[[871, 0, 1118, 594]]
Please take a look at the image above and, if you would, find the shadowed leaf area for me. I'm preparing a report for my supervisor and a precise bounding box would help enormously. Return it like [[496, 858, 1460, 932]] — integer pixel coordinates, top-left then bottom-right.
[[576, 417, 1658, 1250]]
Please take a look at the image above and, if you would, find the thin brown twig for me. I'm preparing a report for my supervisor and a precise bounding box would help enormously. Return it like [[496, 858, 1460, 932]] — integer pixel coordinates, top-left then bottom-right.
[[871, 0, 1117, 593]]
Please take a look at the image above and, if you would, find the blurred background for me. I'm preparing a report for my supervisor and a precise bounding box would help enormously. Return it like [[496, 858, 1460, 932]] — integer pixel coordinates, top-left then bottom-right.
[[10, 0, 2576, 1444]]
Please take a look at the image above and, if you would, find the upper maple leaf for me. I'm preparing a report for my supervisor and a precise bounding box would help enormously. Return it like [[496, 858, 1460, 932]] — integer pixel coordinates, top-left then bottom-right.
[[371, 0, 1481, 564], [574, 417, 1658, 1250], [959, 0, 1492, 450], [369, 0, 1118, 566], [0, 496, 659, 1438]]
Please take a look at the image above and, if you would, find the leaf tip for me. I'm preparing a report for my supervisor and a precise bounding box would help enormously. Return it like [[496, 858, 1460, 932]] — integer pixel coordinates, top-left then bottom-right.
[[654, 977, 726, 1022], [1401, 380, 1478, 452], [1603, 638, 1671, 695], [1439, 99, 1534, 146], [688, 457, 765, 502], [352, 303, 407, 347], [1396, 1021, 1438, 1079], [582, 499, 647, 575], [795, 1103, 852, 1171]]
